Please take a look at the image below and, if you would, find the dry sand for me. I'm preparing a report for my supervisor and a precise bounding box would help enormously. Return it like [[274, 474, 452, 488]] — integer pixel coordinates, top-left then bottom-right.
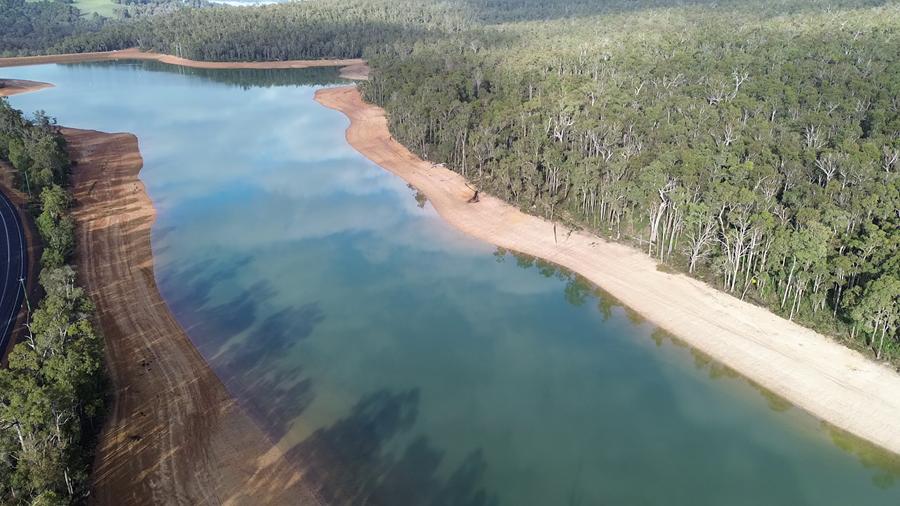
[[65, 128, 321, 506], [315, 85, 900, 457], [0, 48, 364, 74], [0, 78, 53, 97], [338, 62, 370, 81]]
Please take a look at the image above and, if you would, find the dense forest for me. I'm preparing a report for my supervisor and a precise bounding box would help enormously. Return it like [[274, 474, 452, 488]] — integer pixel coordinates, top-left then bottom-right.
[[0, 0, 211, 57], [361, 3, 900, 361], [2, 0, 899, 430], [7, 0, 900, 360], [53, 0, 464, 60], [0, 100, 106, 504], [0, 0, 105, 57], [1, 0, 899, 499]]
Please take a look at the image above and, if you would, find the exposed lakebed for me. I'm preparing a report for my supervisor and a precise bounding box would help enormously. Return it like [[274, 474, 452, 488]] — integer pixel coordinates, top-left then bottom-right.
[[3, 60, 898, 505]]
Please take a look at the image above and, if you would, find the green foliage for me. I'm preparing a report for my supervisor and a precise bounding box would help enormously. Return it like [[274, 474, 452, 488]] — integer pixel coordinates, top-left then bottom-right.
[[357, 1, 900, 361], [0, 101, 71, 196], [852, 275, 900, 359], [0, 109, 104, 503], [0, 0, 105, 57], [54, 0, 469, 61], [0, 0, 211, 57], [0, 266, 104, 504], [37, 185, 77, 269]]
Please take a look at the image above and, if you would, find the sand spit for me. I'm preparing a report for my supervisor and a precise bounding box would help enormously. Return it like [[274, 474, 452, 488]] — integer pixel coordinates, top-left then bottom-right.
[[0, 48, 365, 74], [315, 85, 900, 457], [0, 78, 53, 97], [65, 128, 321, 506]]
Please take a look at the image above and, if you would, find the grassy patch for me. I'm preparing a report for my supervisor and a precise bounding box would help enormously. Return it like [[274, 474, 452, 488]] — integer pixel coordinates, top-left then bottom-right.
[[655, 262, 677, 274], [72, 0, 119, 17], [26, 0, 119, 18]]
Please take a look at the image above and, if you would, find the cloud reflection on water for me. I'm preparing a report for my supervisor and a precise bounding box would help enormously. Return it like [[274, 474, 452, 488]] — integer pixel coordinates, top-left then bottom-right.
[[3, 60, 898, 505]]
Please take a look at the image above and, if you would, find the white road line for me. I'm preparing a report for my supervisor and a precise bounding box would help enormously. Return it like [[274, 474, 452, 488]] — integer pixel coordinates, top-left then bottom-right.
[[0, 192, 23, 350], [0, 193, 12, 330]]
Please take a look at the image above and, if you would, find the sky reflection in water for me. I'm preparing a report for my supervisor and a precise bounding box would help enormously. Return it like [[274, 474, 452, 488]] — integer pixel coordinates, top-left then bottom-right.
[[3, 60, 900, 505]]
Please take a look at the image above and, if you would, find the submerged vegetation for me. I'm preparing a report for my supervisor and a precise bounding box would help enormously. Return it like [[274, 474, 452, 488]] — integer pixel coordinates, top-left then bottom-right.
[[0, 100, 105, 505]]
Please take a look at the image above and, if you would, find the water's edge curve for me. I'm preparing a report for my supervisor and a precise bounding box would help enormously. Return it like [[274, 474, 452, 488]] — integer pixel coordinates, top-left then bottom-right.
[[314, 84, 900, 458]]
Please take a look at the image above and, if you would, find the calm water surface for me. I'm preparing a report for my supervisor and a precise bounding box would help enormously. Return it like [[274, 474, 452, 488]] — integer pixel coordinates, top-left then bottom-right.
[[4, 61, 899, 505]]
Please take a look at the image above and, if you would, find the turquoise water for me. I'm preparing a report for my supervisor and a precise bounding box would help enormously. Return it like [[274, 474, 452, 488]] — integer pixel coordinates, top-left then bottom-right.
[[3, 61, 899, 505]]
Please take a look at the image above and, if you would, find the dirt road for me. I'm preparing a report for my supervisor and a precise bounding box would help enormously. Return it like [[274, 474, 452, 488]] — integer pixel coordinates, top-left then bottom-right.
[[315, 85, 900, 457], [66, 128, 321, 506]]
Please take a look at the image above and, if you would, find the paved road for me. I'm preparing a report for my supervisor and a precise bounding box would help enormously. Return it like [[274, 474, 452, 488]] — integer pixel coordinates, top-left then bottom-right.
[[0, 189, 27, 360]]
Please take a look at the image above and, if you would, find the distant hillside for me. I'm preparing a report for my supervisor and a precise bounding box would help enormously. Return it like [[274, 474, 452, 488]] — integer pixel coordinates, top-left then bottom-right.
[[0, 0, 212, 57]]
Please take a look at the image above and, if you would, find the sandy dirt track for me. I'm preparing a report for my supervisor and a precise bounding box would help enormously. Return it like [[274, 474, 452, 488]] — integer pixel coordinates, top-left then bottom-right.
[[0, 78, 53, 97], [0, 48, 364, 72], [65, 128, 322, 506], [316, 85, 900, 457]]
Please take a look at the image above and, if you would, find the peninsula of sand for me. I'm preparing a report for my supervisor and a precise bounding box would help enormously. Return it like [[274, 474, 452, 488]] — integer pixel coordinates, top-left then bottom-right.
[[0, 78, 53, 97], [315, 85, 900, 457]]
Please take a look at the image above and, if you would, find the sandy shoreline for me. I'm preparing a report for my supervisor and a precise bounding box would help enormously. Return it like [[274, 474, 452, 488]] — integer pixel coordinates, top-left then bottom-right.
[[0, 78, 53, 97], [64, 128, 321, 506], [0, 48, 364, 73], [315, 85, 900, 457], [6, 51, 897, 501], [3, 63, 331, 506]]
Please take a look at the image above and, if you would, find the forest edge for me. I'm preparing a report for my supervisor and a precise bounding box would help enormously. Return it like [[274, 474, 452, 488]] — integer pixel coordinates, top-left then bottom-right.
[[2, 52, 899, 504], [0, 55, 368, 506], [314, 85, 900, 458]]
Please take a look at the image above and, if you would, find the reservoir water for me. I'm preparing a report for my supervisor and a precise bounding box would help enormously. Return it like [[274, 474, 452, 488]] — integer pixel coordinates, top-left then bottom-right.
[[3, 61, 899, 505]]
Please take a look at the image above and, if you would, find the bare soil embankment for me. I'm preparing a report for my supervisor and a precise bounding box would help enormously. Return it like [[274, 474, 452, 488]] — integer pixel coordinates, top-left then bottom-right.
[[338, 62, 370, 80], [65, 128, 321, 506], [0, 49, 365, 74], [0, 78, 53, 97], [315, 85, 900, 457]]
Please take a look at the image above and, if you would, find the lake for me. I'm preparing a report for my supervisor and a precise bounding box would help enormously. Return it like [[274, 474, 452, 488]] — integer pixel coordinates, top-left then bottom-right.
[[3, 60, 898, 505]]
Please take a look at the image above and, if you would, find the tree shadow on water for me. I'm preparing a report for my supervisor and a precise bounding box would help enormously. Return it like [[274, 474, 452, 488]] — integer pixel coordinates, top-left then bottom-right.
[[160, 257, 253, 314], [211, 304, 324, 440], [285, 389, 499, 506], [157, 258, 325, 441]]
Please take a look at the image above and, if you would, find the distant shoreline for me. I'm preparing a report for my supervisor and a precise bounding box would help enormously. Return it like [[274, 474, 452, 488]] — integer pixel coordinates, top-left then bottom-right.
[[0, 48, 367, 79], [315, 85, 900, 457]]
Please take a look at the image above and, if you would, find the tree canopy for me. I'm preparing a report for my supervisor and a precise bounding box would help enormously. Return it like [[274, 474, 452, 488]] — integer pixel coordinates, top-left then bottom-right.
[[0, 104, 105, 505], [9, 0, 900, 362]]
